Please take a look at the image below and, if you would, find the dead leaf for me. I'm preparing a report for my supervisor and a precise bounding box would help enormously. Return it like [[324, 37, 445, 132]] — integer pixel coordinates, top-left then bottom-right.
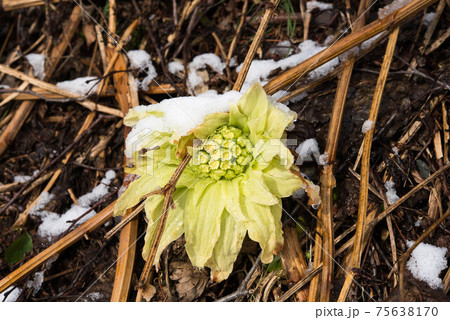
[[142, 284, 156, 302], [82, 23, 97, 46], [170, 261, 208, 301]]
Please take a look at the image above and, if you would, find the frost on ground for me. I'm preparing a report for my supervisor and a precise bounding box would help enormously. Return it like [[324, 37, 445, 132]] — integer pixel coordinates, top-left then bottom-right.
[[25, 53, 46, 80], [385, 180, 400, 204], [295, 138, 320, 165], [378, 0, 412, 19], [127, 50, 158, 91], [30, 171, 116, 240], [237, 40, 340, 91], [56, 77, 99, 96], [0, 287, 22, 302], [361, 120, 374, 133], [306, 1, 333, 13], [13, 169, 39, 183], [406, 241, 448, 290]]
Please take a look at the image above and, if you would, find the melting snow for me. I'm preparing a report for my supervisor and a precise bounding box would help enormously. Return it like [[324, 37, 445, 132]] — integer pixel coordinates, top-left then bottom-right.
[[0, 287, 22, 302], [295, 138, 320, 165], [13, 169, 39, 183], [237, 40, 340, 91], [378, 0, 412, 19], [423, 12, 436, 26], [25, 53, 46, 80], [362, 120, 374, 133], [168, 60, 184, 75], [306, 1, 333, 13], [30, 171, 116, 240], [56, 77, 99, 96], [127, 50, 158, 91], [125, 90, 243, 158], [26, 271, 44, 296], [385, 180, 400, 205], [406, 241, 447, 290]]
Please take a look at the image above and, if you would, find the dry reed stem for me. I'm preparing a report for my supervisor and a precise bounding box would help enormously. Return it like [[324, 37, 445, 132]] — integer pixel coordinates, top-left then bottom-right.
[[1, 0, 70, 11], [336, 162, 450, 259], [399, 208, 450, 301], [226, 0, 248, 66], [108, 0, 117, 47], [232, 0, 281, 91], [277, 29, 387, 104], [12, 112, 96, 228], [0, 81, 29, 107], [96, 19, 139, 95], [308, 1, 369, 302], [420, 0, 446, 54], [263, 0, 438, 95], [0, 83, 179, 101], [0, 201, 116, 294], [110, 53, 140, 302], [279, 225, 309, 301], [276, 265, 322, 302], [0, 101, 34, 156], [338, 27, 400, 302], [0, 64, 123, 117]]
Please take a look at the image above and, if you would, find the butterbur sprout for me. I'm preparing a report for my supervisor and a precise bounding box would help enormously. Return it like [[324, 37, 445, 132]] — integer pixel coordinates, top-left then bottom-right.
[[115, 83, 320, 282]]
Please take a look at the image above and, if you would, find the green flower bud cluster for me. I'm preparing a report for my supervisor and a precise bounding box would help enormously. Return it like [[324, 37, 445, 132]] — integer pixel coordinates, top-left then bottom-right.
[[192, 125, 254, 180]]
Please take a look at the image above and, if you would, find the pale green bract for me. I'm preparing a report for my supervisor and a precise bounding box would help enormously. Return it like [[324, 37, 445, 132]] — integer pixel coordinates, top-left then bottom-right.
[[115, 83, 319, 282]]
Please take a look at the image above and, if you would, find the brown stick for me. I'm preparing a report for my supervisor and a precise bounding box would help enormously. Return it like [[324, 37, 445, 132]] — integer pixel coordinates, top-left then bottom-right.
[[0, 64, 123, 117], [135, 154, 193, 302], [110, 52, 140, 302], [338, 27, 400, 302], [232, 0, 281, 91], [308, 0, 369, 302], [263, 0, 438, 95]]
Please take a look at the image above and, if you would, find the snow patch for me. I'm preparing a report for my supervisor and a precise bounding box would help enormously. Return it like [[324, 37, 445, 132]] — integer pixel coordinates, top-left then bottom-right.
[[361, 120, 374, 133], [127, 50, 158, 91], [385, 180, 400, 205], [187, 53, 225, 94], [56, 77, 99, 96], [168, 61, 184, 75], [30, 171, 116, 240], [295, 138, 320, 165], [13, 170, 39, 184], [378, 0, 412, 19], [85, 292, 104, 301], [423, 12, 436, 26], [392, 146, 399, 156], [319, 151, 329, 165], [0, 287, 22, 302], [406, 241, 447, 290], [26, 271, 44, 296], [25, 53, 46, 80], [237, 40, 339, 91], [306, 1, 333, 13]]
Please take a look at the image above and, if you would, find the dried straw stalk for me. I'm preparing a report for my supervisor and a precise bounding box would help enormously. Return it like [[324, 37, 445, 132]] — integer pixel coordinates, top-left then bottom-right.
[[338, 27, 400, 302], [308, 0, 369, 302]]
